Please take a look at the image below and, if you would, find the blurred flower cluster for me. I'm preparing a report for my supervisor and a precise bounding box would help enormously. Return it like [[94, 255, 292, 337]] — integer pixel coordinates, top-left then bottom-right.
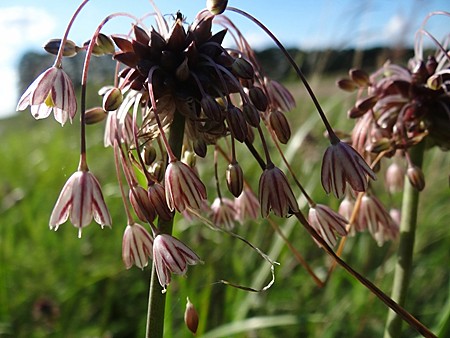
[[337, 11, 450, 245]]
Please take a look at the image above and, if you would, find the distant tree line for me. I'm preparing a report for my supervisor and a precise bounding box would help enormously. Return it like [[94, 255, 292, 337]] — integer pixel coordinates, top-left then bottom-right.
[[17, 46, 415, 95]]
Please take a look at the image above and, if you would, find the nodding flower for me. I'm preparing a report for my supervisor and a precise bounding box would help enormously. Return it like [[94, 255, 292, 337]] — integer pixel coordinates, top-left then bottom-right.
[[152, 234, 203, 292], [49, 170, 112, 238], [17, 66, 77, 126]]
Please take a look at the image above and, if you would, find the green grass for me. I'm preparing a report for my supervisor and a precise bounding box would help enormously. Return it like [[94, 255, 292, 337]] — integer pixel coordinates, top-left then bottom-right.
[[0, 82, 449, 338]]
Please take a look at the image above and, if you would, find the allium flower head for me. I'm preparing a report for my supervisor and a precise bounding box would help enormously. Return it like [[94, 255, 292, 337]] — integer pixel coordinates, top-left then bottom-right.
[[153, 234, 202, 292], [122, 223, 153, 269], [259, 163, 299, 218], [49, 170, 112, 238], [17, 66, 77, 126], [321, 140, 376, 199], [112, 10, 272, 155]]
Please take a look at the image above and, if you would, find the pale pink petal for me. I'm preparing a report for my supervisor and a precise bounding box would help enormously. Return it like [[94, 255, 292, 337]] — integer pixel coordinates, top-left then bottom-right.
[[49, 173, 79, 230], [30, 67, 58, 105], [30, 104, 52, 120]]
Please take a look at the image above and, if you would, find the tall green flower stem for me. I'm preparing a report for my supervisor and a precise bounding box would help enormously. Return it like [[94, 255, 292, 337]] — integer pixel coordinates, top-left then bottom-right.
[[384, 141, 426, 338], [145, 112, 185, 338]]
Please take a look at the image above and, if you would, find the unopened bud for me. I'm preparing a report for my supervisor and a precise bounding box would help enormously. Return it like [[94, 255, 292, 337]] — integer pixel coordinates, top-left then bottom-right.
[[130, 186, 156, 222], [102, 87, 123, 112], [183, 150, 197, 168], [84, 34, 115, 56], [355, 95, 377, 113], [142, 146, 157, 166], [94, 33, 115, 55], [242, 103, 260, 127], [85, 107, 107, 124], [248, 87, 268, 112], [227, 106, 247, 143], [193, 139, 208, 158], [43, 39, 79, 57], [347, 106, 366, 119], [206, 0, 228, 15], [427, 74, 442, 91], [151, 160, 164, 182], [337, 78, 358, 92], [269, 110, 291, 144], [184, 297, 199, 334], [385, 162, 405, 194], [232, 58, 254, 80], [349, 69, 370, 87], [201, 95, 222, 121], [407, 165, 425, 191], [226, 161, 244, 197]]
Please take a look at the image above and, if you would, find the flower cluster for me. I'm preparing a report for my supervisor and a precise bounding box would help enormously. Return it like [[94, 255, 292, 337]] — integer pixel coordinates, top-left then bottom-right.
[[335, 13, 449, 244], [17, 1, 376, 292]]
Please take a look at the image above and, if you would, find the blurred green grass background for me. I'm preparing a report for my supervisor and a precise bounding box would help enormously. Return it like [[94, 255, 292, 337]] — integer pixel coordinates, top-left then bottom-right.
[[0, 75, 449, 338]]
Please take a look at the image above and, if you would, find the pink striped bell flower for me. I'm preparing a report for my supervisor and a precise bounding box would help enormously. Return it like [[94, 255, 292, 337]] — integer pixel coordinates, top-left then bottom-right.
[[321, 140, 376, 199], [17, 66, 77, 126], [153, 234, 202, 293], [165, 160, 207, 212], [308, 204, 348, 248], [49, 170, 112, 238], [122, 223, 154, 269]]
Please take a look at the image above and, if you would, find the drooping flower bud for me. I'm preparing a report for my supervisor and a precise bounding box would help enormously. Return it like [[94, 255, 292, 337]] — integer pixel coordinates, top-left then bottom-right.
[[201, 95, 222, 121], [269, 110, 291, 144], [226, 161, 244, 197], [227, 105, 247, 143], [242, 103, 260, 127], [206, 0, 228, 15], [355, 95, 377, 114], [91, 33, 116, 56], [142, 145, 157, 166], [385, 162, 404, 194], [102, 87, 123, 111], [43, 39, 79, 57], [84, 107, 107, 124], [151, 160, 165, 183], [248, 86, 268, 112], [232, 57, 254, 79], [349, 69, 370, 87], [193, 139, 208, 158], [406, 165, 425, 191], [337, 78, 358, 92]]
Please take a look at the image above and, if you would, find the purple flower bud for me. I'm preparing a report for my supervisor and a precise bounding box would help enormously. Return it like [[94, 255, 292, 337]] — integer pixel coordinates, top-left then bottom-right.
[[184, 297, 199, 334]]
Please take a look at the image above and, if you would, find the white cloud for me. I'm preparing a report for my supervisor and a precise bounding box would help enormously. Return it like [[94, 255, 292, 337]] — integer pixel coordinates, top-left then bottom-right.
[[383, 14, 408, 44], [0, 7, 56, 118]]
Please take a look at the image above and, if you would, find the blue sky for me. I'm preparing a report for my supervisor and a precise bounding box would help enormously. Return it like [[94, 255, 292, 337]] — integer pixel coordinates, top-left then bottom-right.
[[1, 0, 449, 118]]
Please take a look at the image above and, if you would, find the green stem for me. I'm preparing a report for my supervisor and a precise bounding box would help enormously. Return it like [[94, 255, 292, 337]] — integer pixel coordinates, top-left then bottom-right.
[[145, 112, 185, 338], [383, 141, 426, 338]]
